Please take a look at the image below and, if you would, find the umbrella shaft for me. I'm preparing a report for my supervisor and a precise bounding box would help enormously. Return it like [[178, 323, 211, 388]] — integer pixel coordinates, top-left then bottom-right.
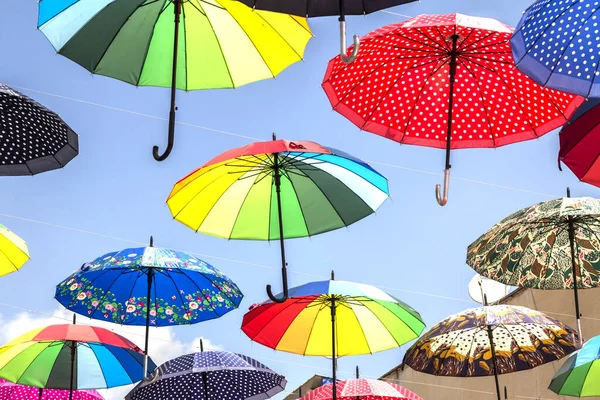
[[69, 341, 75, 400], [568, 216, 583, 344], [486, 326, 501, 400], [331, 297, 337, 400], [144, 268, 154, 377], [444, 34, 459, 170], [273, 153, 288, 291]]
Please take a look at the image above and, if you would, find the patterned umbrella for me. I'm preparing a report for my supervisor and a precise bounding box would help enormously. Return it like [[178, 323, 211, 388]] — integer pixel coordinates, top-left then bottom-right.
[[298, 378, 422, 400], [38, 0, 312, 161], [54, 238, 243, 375], [0, 323, 156, 399], [167, 136, 389, 302], [466, 192, 600, 342], [403, 305, 579, 400], [511, 0, 600, 97], [242, 272, 425, 400], [0, 379, 103, 400], [322, 13, 582, 205], [549, 334, 600, 397], [125, 344, 286, 400], [0, 83, 78, 176], [0, 224, 29, 277]]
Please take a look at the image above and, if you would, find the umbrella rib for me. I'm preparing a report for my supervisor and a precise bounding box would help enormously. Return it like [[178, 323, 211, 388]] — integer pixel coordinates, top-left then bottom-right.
[[254, 13, 305, 62], [169, 268, 221, 319], [458, 32, 499, 54], [66, 268, 122, 311], [280, 165, 313, 238], [250, 298, 305, 351], [420, 27, 449, 53], [395, 31, 443, 53], [537, 225, 563, 290], [222, 164, 263, 239], [500, 324, 537, 371], [162, 269, 193, 325], [454, 26, 476, 52], [303, 296, 331, 356], [118, 268, 144, 324], [14, 342, 62, 388]]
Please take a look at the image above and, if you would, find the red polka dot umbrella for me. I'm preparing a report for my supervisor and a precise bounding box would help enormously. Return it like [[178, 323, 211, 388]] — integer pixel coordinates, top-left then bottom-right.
[[322, 13, 584, 206], [298, 378, 422, 400]]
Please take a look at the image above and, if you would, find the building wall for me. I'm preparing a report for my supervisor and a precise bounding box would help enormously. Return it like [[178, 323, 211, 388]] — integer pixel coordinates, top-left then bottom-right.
[[380, 287, 600, 400]]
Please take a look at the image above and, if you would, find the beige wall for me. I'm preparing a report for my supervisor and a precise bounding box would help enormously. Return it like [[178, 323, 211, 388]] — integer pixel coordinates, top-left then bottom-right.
[[380, 287, 600, 400]]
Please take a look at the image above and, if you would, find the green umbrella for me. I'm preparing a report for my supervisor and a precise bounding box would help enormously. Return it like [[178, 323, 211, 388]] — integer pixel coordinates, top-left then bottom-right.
[[550, 335, 600, 397], [38, 0, 312, 160]]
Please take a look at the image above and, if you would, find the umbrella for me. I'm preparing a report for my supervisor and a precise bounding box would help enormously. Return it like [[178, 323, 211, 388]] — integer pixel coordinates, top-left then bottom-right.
[[559, 99, 600, 187], [0, 379, 103, 400], [0, 322, 156, 400], [322, 13, 583, 205], [0, 83, 78, 176], [37, 1, 312, 161], [166, 135, 389, 302], [231, 0, 417, 64], [125, 339, 286, 400], [54, 237, 243, 376], [402, 304, 579, 400], [242, 272, 425, 400], [297, 378, 422, 400], [0, 223, 29, 277], [549, 334, 600, 397], [511, 0, 600, 97], [466, 190, 600, 342]]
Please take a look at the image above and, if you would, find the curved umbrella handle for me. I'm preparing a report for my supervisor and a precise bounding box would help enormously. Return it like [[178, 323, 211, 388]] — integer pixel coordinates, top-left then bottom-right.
[[435, 168, 450, 206], [339, 20, 360, 64], [266, 283, 288, 303], [153, 111, 175, 161]]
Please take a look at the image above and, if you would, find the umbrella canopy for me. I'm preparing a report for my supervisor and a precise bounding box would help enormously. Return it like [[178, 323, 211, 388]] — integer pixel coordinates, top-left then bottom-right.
[[559, 99, 600, 187], [549, 335, 600, 397], [403, 305, 578, 400], [167, 137, 389, 302], [0, 324, 155, 390], [0, 379, 103, 400], [322, 13, 583, 205], [298, 379, 422, 400], [0, 224, 29, 277], [38, 0, 312, 160], [125, 350, 286, 400], [0, 83, 78, 176], [511, 0, 600, 97]]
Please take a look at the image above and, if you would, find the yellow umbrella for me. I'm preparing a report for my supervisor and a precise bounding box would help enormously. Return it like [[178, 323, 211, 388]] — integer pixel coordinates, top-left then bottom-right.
[[0, 224, 29, 276]]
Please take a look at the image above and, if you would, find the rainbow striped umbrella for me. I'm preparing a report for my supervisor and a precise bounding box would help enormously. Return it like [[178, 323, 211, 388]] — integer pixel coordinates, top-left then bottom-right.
[[0, 224, 29, 277], [0, 379, 103, 400], [550, 335, 600, 397]]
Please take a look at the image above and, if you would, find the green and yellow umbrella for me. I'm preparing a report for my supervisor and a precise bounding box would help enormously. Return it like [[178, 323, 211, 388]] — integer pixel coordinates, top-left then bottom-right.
[[38, 0, 313, 160], [0, 224, 29, 277]]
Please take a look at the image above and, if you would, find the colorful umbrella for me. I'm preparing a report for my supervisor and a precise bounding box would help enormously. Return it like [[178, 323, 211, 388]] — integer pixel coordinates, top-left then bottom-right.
[[167, 136, 389, 302], [242, 272, 425, 400], [0, 223, 29, 277], [511, 0, 600, 97], [126, 340, 286, 400], [298, 378, 422, 400], [0, 323, 156, 399], [549, 334, 600, 397], [0, 83, 78, 176], [403, 305, 579, 400], [559, 99, 600, 187], [55, 238, 243, 375], [322, 13, 583, 205], [0, 379, 103, 400], [38, 1, 312, 161], [466, 191, 600, 342]]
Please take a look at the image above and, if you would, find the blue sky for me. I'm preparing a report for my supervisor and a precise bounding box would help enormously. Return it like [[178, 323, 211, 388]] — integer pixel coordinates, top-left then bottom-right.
[[1, 0, 599, 399]]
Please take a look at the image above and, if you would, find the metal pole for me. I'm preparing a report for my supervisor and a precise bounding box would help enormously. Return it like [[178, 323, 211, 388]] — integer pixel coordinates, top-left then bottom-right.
[[202, 371, 209, 400], [200, 338, 204, 352], [484, 296, 501, 400], [69, 314, 76, 400], [331, 296, 337, 400], [566, 188, 583, 344], [144, 268, 154, 377], [356, 366, 359, 378]]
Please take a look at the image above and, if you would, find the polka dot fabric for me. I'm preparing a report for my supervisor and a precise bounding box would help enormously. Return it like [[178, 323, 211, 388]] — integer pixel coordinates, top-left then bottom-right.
[[322, 13, 583, 149], [0, 379, 103, 400], [0, 83, 78, 176], [126, 351, 286, 400], [299, 378, 422, 400], [512, 0, 600, 97]]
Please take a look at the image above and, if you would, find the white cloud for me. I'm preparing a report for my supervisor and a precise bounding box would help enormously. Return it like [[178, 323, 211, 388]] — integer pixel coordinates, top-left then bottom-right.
[[0, 308, 223, 400]]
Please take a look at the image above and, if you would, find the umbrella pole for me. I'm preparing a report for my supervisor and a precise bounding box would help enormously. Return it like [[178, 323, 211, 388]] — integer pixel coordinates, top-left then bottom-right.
[[70, 314, 76, 400], [566, 188, 583, 344], [484, 296, 501, 400], [436, 33, 459, 206], [266, 133, 289, 303], [153, 0, 181, 161], [144, 267, 155, 377], [39, 387, 43, 400], [202, 371, 209, 400], [331, 295, 337, 400]]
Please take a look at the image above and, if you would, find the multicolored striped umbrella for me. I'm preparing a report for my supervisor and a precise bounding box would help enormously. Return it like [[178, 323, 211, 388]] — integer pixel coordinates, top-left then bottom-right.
[[242, 274, 425, 400], [38, 0, 313, 160], [0, 324, 155, 394], [167, 137, 389, 302], [0, 224, 29, 277], [298, 378, 422, 400], [550, 335, 600, 397], [0, 379, 103, 400]]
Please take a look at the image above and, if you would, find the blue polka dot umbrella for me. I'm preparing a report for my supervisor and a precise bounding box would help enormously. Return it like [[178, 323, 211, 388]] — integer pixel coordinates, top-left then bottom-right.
[[125, 344, 286, 400], [512, 0, 600, 97]]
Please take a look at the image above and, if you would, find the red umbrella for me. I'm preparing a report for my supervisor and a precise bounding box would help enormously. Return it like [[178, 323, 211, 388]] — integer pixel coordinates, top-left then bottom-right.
[[559, 99, 600, 187], [299, 378, 422, 400], [322, 13, 583, 205]]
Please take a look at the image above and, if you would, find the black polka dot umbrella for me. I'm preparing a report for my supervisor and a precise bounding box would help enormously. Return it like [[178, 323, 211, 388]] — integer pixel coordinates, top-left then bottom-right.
[[125, 341, 286, 400], [0, 83, 78, 176]]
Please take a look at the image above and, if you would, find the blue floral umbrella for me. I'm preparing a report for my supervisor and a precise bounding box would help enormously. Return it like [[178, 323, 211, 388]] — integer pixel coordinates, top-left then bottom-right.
[[55, 238, 243, 376], [511, 0, 600, 97], [125, 343, 286, 400]]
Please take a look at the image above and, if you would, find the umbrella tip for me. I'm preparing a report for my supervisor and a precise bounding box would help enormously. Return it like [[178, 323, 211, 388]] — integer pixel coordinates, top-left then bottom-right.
[[331, 270, 335, 280], [72, 314, 76, 325], [567, 187, 571, 198], [200, 338, 204, 352], [272, 132, 277, 141], [149, 236, 154, 247]]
